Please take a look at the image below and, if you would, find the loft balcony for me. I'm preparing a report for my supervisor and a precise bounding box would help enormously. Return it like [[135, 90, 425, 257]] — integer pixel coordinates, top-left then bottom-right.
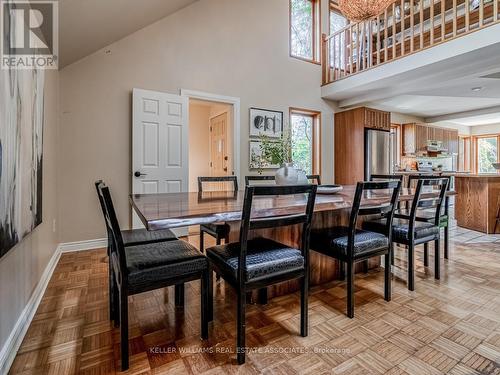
[[322, 0, 500, 106]]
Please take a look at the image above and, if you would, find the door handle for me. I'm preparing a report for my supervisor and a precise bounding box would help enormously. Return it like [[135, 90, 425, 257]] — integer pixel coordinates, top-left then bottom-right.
[[134, 171, 147, 177], [223, 167, 228, 172]]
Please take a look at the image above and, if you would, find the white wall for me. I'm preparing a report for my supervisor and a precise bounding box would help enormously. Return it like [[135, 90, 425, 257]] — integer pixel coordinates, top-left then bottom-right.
[[58, 0, 335, 243], [470, 123, 500, 135], [0, 70, 59, 373]]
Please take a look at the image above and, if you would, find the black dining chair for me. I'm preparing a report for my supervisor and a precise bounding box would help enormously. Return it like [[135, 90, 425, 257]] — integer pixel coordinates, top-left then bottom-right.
[[400, 175, 451, 260], [198, 176, 238, 252], [363, 177, 449, 291], [307, 174, 322, 185], [245, 175, 275, 185], [96, 182, 211, 371], [206, 184, 317, 364], [310, 181, 401, 318], [94, 180, 179, 320]]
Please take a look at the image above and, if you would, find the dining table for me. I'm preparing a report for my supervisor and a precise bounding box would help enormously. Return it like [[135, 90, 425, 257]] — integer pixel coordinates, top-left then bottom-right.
[[130, 185, 455, 300]]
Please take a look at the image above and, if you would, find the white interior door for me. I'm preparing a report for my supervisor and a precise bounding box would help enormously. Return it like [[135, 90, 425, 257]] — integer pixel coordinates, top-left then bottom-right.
[[132, 88, 188, 236]]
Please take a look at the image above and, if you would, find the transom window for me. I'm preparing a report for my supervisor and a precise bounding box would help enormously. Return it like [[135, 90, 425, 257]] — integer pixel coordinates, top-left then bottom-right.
[[289, 0, 321, 63], [290, 108, 321, 174]]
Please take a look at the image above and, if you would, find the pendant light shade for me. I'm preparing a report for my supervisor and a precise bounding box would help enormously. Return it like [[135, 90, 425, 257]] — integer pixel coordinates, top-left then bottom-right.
[[338, 0, 396, 22]]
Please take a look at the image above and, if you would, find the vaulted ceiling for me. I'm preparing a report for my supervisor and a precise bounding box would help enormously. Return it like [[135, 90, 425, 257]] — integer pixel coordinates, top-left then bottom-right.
[[58, 0, 198, 68]]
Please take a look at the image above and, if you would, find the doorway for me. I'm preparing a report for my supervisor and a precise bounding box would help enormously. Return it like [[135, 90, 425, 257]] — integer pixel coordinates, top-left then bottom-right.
[[188, 99, 234, 192]]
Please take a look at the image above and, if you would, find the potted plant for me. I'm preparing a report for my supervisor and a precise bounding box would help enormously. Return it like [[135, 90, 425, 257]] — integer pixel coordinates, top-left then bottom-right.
[[258, 132, 307, 185]]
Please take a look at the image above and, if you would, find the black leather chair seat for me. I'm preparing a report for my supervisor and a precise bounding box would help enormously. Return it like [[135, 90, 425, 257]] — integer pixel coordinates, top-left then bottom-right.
[[206, 238, 304, 282], [363, 218, 439, 243], [121, 228, 177, 247], [125, 240, 207, 286], [310, 226, 389, 258], [201, 223, 230, 236]]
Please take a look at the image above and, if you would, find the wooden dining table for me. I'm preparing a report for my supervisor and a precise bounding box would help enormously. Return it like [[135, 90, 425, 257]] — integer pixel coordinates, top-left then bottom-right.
[[130, 185, 455, 299]]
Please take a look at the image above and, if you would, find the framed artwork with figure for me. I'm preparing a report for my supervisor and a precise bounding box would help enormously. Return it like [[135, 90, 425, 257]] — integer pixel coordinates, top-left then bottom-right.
[[249, 108, 283, 138]]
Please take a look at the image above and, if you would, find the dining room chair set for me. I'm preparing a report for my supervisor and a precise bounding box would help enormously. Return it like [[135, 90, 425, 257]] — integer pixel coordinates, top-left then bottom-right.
[[95, 173, 449, 369]]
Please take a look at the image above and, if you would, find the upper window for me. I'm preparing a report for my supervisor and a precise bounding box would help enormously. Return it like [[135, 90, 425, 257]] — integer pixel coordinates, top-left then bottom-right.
[[290, 108, 321, 174], [477, 136, 498, 173], [289, 0, 320, 63], [329, 2, 348, 34]]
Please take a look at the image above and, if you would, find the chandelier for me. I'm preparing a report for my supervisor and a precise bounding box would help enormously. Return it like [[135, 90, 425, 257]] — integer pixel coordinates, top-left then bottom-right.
[[338, 0, 396, 22]]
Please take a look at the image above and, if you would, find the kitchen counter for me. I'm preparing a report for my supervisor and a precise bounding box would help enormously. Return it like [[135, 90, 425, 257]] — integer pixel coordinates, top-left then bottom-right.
[[454, 175, 500, 234]]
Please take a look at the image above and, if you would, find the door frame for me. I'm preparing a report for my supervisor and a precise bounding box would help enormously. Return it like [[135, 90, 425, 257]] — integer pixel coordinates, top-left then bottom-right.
[[181, 89, 241, 186]]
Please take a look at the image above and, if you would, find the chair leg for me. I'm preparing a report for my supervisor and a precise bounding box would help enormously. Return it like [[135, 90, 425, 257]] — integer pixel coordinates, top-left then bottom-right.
[[108, 253, 115, 321], [175, 284, 185, 307], [339, 261, 346, 280], [208, 265, 213, 322], [119, 290, 129, 371], [201, 270, 209, 339], [112, 273, 120, 327], [444, 226, 449, 260], [257, 288, 268, 305], [408, 243, 415, 291], [391, 247, 395, 265], [362, 260, 369, 273], [346, 262, 354, 319], [300, 273, 309, 337], [215, 237, 221, 281], [385, 249, 392, 302], [200, 231, 205, 252], [423, 243, 429, 267], [237, 288, 246, 365], [434, 239, 440, 280]]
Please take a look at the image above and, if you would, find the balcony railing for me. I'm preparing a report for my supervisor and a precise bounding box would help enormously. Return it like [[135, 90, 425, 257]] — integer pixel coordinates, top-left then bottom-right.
[[322, 0, 500, 85]]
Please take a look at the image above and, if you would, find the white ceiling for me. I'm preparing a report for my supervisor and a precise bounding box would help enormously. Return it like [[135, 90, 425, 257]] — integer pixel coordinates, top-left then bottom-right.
[[59, 0, 198, 68]]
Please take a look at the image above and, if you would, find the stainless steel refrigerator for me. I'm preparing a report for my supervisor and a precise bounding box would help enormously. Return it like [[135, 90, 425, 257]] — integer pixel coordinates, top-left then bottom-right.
[[364, 129, 394, 180]]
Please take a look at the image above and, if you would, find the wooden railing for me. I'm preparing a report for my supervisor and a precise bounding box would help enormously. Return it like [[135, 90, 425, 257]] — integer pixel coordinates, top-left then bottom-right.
[[322, 0, 500, 85]]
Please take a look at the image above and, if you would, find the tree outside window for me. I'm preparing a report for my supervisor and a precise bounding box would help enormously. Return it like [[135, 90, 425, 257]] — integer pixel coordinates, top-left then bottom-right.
[[291, 113, 313, 174], [477, 137, 498, 173], [290, 0, 316, 61]]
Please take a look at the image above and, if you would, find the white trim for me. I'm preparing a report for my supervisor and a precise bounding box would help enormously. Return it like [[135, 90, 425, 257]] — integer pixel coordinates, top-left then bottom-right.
[[0, 245, 62, 375], [58, 238, 107, 253], [180, 89, 241, 187]]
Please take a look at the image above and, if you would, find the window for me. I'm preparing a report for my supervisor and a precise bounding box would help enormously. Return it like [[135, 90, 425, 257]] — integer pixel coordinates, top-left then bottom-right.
[[476, 136, 499, 173], [458, 136, 471, 172], [290, 108, 321, 174], [329, 1, 348, 69], [289, 0, 320, 63]]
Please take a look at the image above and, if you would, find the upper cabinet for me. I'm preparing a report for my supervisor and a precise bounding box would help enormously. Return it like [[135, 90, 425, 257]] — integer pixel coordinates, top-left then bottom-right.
[[402, 123, 459, 156], [364, 108, 391, 131]]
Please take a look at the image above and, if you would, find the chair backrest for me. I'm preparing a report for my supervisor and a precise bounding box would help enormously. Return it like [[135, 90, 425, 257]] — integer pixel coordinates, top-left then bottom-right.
[[370, 174, 403, 182], [198, 176, 238, 192], [95, 180, 113, 254], [349, 180, 402, 252], [408, 177, 449, 228], [96, 181, 128, 277], [306, 174, 322, 185], [237, 184, 317, 282], [407, 173, 435, 188], [245, 175, 276, 186]]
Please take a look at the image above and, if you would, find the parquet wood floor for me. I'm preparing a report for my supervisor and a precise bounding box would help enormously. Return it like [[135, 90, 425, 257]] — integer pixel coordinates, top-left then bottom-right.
[[8, 227, 500, 375]]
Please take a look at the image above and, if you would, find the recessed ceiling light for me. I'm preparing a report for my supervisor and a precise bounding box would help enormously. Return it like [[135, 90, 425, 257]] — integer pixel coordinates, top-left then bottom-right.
[[471, 87, 483, 92]]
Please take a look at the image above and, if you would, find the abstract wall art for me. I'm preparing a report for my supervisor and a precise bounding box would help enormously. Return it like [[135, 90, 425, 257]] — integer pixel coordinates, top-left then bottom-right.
[[0, 66, 45, 258]]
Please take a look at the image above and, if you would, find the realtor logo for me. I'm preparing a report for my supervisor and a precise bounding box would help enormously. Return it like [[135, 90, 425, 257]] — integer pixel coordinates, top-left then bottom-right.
[[1, 0, 58, 69]]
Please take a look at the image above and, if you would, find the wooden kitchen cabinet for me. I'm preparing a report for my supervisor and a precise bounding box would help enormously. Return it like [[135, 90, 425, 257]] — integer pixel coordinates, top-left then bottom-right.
[[402, 123, 459, 155], [334, 107, 391, 184]]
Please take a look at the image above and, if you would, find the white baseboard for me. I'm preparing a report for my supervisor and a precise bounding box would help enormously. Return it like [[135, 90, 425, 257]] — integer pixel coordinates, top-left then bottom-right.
[[0, 244, 62, 375], [58, 238, 107, 253]]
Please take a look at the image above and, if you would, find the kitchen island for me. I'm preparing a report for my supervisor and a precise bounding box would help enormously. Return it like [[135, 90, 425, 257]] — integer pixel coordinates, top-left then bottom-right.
[[455, 174, 500, 234]]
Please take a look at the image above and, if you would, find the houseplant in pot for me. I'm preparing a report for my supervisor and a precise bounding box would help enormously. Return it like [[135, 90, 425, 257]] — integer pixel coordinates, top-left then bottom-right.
[[258, 132, 307, 185]]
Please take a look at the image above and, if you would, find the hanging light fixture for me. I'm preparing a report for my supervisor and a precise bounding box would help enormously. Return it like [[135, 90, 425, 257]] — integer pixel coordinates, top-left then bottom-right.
[[338, 0, 396, 22]]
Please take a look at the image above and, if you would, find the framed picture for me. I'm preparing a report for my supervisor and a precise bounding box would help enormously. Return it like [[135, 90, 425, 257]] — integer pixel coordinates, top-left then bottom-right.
[[249, 140, 280, 169], [249, 107, 283, 138]]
